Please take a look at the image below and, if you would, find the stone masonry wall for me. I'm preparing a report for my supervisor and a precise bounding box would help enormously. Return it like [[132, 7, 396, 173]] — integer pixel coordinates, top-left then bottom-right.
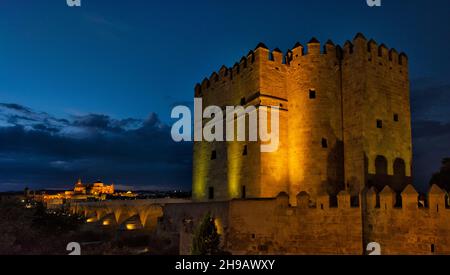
[[158, 185, 450, 255]]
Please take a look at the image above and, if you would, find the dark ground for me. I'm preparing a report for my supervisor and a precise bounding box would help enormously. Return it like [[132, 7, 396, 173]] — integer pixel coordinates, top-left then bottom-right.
[[0, 200, 177, 255]]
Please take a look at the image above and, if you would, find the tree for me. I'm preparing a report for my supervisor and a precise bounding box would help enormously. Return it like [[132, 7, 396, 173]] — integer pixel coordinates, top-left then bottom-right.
[[191, 213, 221, 255], [430, 158, 450, 191]]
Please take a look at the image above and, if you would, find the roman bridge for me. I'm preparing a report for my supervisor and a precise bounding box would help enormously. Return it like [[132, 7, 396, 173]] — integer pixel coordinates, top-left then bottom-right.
[[68, 198, 190, 231]]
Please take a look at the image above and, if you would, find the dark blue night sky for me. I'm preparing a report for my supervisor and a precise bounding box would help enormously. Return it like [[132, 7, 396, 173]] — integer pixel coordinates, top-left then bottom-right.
[[0, 0, 449, 191]]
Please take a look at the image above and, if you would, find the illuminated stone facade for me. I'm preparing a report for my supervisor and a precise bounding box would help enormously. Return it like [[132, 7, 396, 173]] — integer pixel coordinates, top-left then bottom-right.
[[42, 179, 115, 206], [73, 179, 114, 196], [160, 185, 450, 255], [193, 33, 412, 204]]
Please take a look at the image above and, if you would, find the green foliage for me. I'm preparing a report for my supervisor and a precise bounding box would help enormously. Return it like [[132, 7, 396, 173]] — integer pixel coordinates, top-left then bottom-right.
[[430, 158, 450, 191], [191, 213, 221, 255]]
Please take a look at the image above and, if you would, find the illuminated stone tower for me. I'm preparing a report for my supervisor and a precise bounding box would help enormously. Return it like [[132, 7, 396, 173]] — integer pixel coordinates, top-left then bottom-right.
[[192, 33, 412, 204]]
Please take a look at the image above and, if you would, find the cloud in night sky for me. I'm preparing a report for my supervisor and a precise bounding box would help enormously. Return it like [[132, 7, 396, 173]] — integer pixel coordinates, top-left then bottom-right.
[[0, 103, 192, 191]]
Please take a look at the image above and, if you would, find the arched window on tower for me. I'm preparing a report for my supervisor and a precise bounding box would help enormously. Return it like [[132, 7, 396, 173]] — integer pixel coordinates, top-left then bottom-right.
[[393, 158, 407, 191], [375, 155, 388, 175], [393, 158, 406, 178]]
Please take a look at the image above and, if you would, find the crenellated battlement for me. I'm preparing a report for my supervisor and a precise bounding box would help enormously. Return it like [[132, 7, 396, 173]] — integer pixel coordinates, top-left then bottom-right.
[[269, 184, 448, 213], [195, 33, 408, 99], [194, 45, 261, 97], [194, 37, 334, 97], [343, 33, 408, 69], [159, 186, 450, 255]]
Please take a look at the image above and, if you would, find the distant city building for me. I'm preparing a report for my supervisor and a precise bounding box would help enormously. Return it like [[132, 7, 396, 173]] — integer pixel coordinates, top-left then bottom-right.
[[73, 178, 114, 196], [74, 178, 86, 194], [31, 178, 131, 208]]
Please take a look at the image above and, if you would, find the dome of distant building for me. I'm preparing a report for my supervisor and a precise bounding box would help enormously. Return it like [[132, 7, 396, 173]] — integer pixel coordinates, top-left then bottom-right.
[[74, 178, 87, 194]]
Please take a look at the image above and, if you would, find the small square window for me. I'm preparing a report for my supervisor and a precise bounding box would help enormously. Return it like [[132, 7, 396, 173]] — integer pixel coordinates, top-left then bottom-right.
[[394, 114, 399, 122], [211, 150, 217, 160], [240, 97, 246, 106], [377, 120, 383, 129], [309, 89, 316, 99], [243, 145, 248, 156], [321, 138, 328, 148]]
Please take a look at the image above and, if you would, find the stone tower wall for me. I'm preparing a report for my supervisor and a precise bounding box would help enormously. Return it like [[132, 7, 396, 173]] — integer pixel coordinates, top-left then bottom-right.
[[342, 34, 412, 195], [193, 33, 412, 202], [286, 40, 344, 200]]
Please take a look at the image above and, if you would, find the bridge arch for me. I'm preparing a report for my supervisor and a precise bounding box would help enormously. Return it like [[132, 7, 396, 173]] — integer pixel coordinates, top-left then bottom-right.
[[99, 213, 117, 227], [119, 214, 144, 231]]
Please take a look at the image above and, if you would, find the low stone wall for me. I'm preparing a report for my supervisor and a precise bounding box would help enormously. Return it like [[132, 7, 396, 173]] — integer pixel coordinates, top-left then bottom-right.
[[158, 193, 362, 255], [157, 185, 450, 255]]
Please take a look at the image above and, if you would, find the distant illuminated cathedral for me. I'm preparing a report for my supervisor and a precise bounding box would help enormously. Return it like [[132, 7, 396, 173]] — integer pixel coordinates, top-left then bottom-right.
[[74, 178, 114, 195]]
